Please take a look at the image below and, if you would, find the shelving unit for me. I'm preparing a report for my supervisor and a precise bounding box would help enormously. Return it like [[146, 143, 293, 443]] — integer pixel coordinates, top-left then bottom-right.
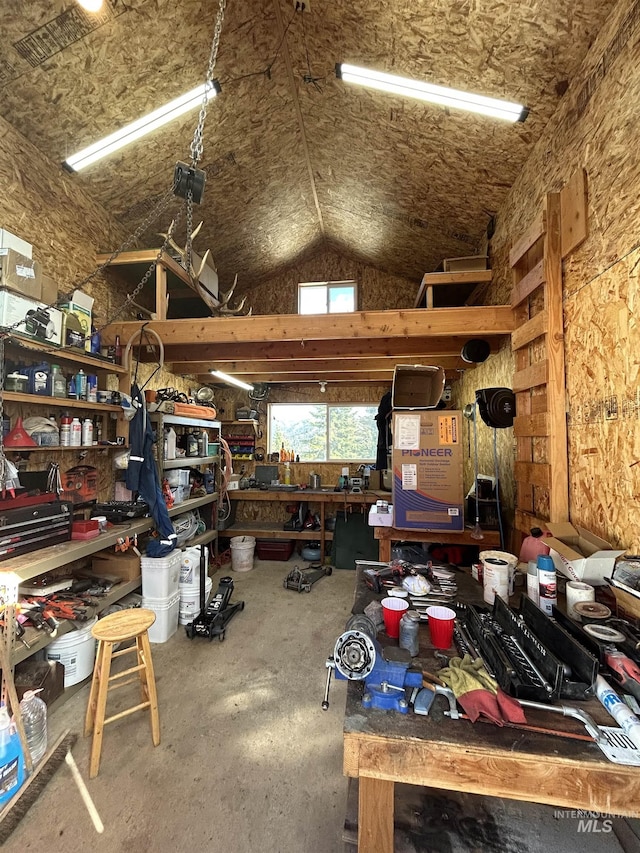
[[150, 412, 221, 552]]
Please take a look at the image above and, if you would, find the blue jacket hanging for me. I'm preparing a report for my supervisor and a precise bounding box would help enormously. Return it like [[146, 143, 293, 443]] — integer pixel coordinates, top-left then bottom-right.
[[125, 383, 177, 557]]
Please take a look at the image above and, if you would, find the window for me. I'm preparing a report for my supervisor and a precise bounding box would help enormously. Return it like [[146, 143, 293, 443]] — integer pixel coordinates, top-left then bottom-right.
[[298, 281, 357, 314], [268, 403, 377, 462]]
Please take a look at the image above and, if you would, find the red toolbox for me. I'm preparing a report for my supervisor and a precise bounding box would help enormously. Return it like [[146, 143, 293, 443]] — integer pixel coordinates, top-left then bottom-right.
[[255, 539, 295, 561]]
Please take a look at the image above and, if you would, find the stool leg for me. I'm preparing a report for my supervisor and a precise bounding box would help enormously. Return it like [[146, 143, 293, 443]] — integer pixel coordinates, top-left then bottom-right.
[[84, 639, 104, 738], [89, 640, 114, 779], [136, 636, 146, 705], [139, 631, 160, 747]]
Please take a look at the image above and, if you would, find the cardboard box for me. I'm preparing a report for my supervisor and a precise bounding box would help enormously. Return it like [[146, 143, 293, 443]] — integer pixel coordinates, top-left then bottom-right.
[[0, 289, 63, 345], [92, 549, 141, 582], [59, 289, 93, 352], [41, 274, 58, 305], [0, 248, 41, 299], [443, 255, 488, 272], [368, 504, 394, 526], [392, 410, 464, 531], [545, 522, 625, 586], [392, 364, 446, 410], [0, 228, 32, 259]]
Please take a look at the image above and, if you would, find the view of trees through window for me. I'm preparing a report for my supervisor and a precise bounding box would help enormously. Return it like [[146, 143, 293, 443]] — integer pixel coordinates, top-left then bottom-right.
[[269, 403, 377, 461]]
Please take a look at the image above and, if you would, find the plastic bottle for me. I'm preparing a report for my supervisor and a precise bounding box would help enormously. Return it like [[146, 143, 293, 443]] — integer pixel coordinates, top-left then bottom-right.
[[75, 369, 87, 401], [537, 554, 557, 615], [49, 364, 67, 398], [187, 431, 199, 457], [0, 703, 25, 806], [90, 325, 101, 355], [114, 335, 122, 365], [67, 374, 77, 399], [70, 417, 82, 447], [81, 418, 94, 446], [19, 690, 47, 765], [165, 427, 176, 460], [284, 462, 291, 485], [519, 527, 551, 563], [60, 412, 72, 447]]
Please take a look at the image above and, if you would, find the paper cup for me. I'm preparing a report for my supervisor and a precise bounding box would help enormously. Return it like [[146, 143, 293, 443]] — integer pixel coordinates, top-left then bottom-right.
[[426, 605, 456, 649], [381, 597, 409, 638]]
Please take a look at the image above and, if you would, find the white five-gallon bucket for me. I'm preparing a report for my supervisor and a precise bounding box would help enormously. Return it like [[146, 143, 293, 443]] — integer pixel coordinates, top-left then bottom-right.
[[230, 536, 256, 572], [179, 576, 213, 625], [47, 616, 98, 687]]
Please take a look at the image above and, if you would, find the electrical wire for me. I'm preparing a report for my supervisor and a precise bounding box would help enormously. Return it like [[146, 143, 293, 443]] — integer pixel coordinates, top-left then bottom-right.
[[493, 428, 506, 550]]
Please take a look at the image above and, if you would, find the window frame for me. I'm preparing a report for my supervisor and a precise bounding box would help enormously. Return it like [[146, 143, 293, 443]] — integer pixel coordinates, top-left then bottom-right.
[[268, 401, 376, 463], [297, 280, 358, 314]]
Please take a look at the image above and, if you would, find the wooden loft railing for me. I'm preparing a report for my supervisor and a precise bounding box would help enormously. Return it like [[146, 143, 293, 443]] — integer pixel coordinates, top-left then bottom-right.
[[510, 193, 569, 534]]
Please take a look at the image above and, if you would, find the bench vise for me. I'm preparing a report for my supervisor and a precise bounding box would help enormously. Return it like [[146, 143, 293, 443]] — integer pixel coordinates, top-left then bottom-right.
[[322, 615, 422, 713]]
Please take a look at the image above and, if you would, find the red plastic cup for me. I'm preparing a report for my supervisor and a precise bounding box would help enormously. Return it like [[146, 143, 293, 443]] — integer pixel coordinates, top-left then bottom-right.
[[381, 598, 409, 638], [426, 606, 456, 649]]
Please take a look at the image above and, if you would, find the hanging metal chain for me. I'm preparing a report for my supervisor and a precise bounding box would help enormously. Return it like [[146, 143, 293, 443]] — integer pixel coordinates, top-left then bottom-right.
[[190, 0, 227, 166], [185, 190, 194, 281]]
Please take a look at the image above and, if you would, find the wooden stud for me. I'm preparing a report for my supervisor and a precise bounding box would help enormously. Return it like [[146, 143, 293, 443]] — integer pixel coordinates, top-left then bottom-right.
[[510, 260, 545, 307], [358, 776, 394, 853], [513, 360, 549, 392], [511, 311, 547, 351], [513, 413, 549, 436], [514, 461, 551, 488], [509, 212, 546, 268], [560, 168, 588, 258]]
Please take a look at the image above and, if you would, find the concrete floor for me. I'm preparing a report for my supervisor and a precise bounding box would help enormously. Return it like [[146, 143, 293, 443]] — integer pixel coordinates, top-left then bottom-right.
[[7, 558, 640, 852]]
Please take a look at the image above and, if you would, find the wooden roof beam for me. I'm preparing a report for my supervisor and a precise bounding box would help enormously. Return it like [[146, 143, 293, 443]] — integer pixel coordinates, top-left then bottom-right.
[[171, 356, 470, 375], [102, 306, 514, 346]]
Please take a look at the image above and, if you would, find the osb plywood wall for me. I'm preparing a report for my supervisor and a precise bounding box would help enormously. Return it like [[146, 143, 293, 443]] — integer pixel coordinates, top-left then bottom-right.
[[242, 246, 417, 315], [460, 0, 640, 551]]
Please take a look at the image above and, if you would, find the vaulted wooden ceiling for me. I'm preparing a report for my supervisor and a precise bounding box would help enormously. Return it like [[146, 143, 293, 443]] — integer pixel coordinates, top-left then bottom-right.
[[1, 0, 615, 297]]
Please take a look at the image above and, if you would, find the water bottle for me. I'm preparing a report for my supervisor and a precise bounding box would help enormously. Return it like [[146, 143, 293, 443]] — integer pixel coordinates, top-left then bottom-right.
[[0, 703, 25, 805], [19, 690, 47, 765], [70, 417, 82, 447]]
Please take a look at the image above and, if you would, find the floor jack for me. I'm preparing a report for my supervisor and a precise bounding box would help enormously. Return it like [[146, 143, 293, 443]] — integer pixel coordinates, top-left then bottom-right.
[[283, 563, 332, 593], [185, 545, 245, 641]]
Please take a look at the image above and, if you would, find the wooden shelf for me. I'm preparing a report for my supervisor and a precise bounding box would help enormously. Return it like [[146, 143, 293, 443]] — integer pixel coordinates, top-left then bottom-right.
[[149, 413, 220, 430], [5, 444, 129, 453], [184, 528, 218, 548], [12, 576, 142, 665], [3, 391, 121, 412], [4, 333, 127, 374], [223, 522, 333, 541], [221, 419, 259, 434], [168, 493, 218, 515], [162, 455, 218, 469]]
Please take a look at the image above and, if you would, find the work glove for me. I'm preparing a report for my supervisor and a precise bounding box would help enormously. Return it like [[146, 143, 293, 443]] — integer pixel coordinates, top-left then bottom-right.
[[438, 655, 526, 726]]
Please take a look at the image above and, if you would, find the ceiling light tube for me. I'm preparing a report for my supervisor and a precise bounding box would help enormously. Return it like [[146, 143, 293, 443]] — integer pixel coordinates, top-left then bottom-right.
[[77, 0, 104, 11], [63, 80, 221, 171], [336, 63, 527, 122], [210, 370, 254, 392]]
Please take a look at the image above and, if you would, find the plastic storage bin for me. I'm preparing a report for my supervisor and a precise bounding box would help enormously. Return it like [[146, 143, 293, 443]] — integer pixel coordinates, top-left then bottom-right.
[[166, 469, 190, 487], [255, 539, 295, 561], [141, 551, 182, 599], [142, 592, 180, 643]]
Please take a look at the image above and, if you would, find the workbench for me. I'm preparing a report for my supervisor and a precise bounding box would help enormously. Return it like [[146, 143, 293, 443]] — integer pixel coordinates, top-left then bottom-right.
[[344, 567, 640, 852], [374, 525, 502, 562], [227, 488, 387, 555]]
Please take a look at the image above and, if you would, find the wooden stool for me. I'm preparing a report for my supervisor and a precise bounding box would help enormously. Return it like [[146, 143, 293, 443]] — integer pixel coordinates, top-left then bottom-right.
[[84, 609, 160, 778]]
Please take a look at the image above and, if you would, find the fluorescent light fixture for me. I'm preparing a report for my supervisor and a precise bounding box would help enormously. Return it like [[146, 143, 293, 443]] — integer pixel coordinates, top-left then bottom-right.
[[210, 370, 254, 392], [63, 80, 221, 171], [77, 0, 104, 11], [336, 63, 527, 123]]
